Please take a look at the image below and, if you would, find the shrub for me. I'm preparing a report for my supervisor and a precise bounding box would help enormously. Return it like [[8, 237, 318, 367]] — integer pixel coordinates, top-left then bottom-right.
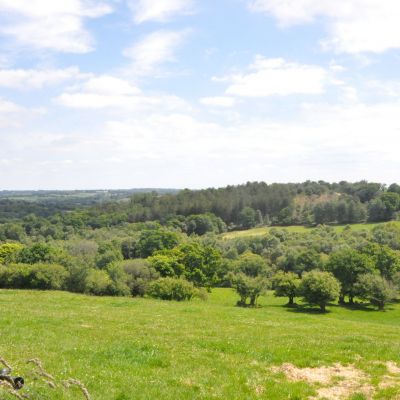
[[106, 263, 130, 296], [0, 263, 68, 290], [148, 278, 195, 301], [84, 269, 113, 296], [355, 274, 397, 310], [119, 259, 159, 297], [300, 270, 341, 312]]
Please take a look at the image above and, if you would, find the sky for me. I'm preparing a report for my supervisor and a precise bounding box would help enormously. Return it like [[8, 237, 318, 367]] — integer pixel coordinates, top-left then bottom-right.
[[0, 0, 400, 190]]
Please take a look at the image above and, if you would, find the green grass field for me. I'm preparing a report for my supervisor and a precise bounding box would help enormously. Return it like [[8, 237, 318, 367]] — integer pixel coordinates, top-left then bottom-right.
[[0, 289, 399, 399], [221, 222, 400, 240]]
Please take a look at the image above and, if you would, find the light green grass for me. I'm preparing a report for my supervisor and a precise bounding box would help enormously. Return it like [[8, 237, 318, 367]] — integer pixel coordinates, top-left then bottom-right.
[[0, 289, 399, 399], [221, 222, 400, 240]]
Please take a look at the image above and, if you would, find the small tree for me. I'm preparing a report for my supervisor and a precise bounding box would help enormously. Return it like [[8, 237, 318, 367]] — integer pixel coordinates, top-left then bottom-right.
[[355, 274, 397, 310], [272, 271, 300, 305], [300, 270, 341, 312], [327, 249, 374, 304], [230, 273, 269, 307]]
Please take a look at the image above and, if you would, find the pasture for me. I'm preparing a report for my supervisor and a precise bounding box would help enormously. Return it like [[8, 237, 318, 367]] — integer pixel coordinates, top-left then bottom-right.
[[0, 289, 399, 399], [220, 222, 400, 240]]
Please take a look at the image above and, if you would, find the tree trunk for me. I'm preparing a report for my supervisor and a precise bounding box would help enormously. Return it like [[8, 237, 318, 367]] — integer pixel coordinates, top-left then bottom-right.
[[349, 295, 354, 305], [288, 296, 294, 305], [338, 294, 345, 305], [378, 302, 385, 311], [320, 303, 326, 312]]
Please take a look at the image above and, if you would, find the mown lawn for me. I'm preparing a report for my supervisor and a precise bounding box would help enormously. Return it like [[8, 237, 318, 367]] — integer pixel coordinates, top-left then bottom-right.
[[220, 222, 400, 240], [0, 289, 399, 399]]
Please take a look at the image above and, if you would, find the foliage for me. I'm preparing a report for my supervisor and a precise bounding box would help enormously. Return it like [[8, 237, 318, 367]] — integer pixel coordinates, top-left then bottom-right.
[[327, 249, 375, 304], [148, 254, 185, 278], [233, 251, 270, 278], [118, 259, 159, 297], [136, 229, 180, 258], [229, 273, 269, 307], [0, 263, 68, 290], [355, 274, 397, 310], [272, 271, 301, 305], [0, 243, 23, 264], [300, 270, 341, 311], [186, 213, 227, 235], [84, 269, 114, 296], [148, 277, 196, 301], [16, 243, 61, 265]]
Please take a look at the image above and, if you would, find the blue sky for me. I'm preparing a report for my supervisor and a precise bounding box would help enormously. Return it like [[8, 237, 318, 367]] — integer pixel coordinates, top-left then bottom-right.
[[0, 0, 399, 189]]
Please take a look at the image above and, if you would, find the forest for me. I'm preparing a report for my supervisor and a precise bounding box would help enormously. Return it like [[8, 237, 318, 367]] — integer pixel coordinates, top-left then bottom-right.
[[0, 180, 399, 312]]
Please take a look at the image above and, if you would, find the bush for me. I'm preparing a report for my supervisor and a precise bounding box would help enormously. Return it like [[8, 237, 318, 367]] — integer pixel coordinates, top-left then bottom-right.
[[148, 278, 196, 301], [0, 263, 68, 290], [106, 263, 130, 296], [84, 269, 113, 296], [300, 270, 341, 312], [119, 259, 159, 297]]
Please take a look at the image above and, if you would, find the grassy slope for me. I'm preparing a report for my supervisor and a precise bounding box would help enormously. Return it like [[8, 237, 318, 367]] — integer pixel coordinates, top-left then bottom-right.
[[1, 290, 400, 399], [221, 221, 400, 240]]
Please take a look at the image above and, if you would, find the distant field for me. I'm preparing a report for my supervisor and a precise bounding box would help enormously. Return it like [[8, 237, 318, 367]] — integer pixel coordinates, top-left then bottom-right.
[[221, 222, 400, 240], [0, 289, 399, 399]]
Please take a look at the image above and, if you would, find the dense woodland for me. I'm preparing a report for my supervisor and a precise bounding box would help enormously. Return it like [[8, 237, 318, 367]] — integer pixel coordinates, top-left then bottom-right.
[[0, 181, 400, 312]]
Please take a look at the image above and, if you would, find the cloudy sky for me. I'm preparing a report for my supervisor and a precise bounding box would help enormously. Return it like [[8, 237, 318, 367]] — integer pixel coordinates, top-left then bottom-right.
[[0, 0, 399, 189]]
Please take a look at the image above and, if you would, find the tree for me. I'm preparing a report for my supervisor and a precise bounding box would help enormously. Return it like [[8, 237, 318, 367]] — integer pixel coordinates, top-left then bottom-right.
[[388, 183, 400, 195], [16, 243, 61, 265], [355, 274, 397, 310], [0, 243, 23, 264], [233, 251, 270, 277], [272, 271, 300, 305], [148, 254, 185, 278], [229, 251, 270, 307], [238, 207, 257, 229], [300, 270, 341, 312], [368, 193, 400, 222], [374, 246, 400, 280], [327, 249, 375, 304], [230, 273, 269, 307], [137, 229, 180, 258]]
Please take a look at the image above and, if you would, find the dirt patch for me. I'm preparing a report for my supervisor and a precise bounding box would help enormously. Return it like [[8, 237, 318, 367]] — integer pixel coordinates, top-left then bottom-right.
[[386, 361, 400, 375], [378, 361, 400, 390], [271, 363, 374, 399]]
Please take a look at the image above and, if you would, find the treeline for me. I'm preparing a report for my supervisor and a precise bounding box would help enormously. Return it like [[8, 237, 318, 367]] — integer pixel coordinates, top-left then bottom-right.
[[60, 181, 400, 230]]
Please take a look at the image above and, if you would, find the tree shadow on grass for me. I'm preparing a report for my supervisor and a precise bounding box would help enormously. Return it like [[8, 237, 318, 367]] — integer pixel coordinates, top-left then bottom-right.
[[284, 303, 333, 314]]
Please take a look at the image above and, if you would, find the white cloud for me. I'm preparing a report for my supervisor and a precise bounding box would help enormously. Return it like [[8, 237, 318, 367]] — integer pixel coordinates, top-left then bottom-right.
[[0, 98, 24, 114], [221, 56, 327, 97], [0, 67, 88, 89], [0, 0, 112, 53], [3, 96, 400, 188], [56, 75, 189, 112], [0, 97, 44, 128], [248, 0, 400, 54], [127, 0, 194, 23], [200, 96, 236, 107], [123, 30, 188, 76]]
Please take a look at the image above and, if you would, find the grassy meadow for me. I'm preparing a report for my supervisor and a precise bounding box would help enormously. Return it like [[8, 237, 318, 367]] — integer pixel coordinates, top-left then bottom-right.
[[221, 221, 400, 240], [0, 289, 400, 399]]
